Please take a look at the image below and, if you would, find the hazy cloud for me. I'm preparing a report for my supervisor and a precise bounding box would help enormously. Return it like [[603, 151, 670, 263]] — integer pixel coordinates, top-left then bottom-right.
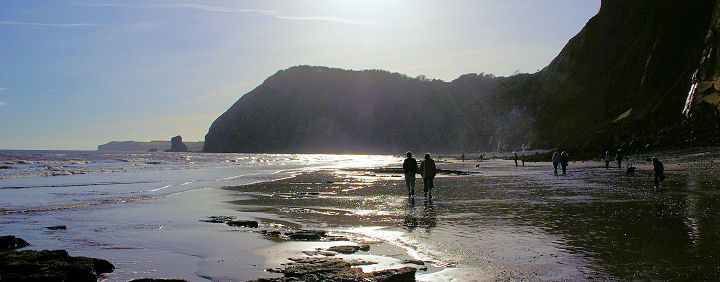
[[81, 2, 381, 26], [0, 20, 98, 27], [0, 101, 6, 106], [0, 88, 7, 91]]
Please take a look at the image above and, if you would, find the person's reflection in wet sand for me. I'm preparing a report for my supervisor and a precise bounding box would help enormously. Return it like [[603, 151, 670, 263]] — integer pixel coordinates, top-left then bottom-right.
[[403, 197, 418, 232], [421, 198, 437, 231]]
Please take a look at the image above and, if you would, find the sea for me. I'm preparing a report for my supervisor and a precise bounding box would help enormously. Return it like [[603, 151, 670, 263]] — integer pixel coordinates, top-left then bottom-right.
[[0, 150, 400, 281]]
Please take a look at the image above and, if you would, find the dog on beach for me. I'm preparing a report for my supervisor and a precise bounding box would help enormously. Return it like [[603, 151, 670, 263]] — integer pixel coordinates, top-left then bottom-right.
[[625, 164, 636, 176]]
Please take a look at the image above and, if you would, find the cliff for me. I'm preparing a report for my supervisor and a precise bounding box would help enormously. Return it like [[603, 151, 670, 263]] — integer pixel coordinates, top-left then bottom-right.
[[204, 67, 507, 153], [204, 0, 720, 154]]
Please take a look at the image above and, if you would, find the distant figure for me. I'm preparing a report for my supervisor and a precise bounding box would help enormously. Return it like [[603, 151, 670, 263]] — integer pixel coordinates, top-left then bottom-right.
[[652, 157, 665, 189], [513, 151, 518, 167], [560, 151, 569, 175], [616, 149, 623, 169], [625, 163, 636, 176], [480, 154, 484, 162], [461, 154, 465, 162], [604, 151, 610, 169], [552, 152, 559, 175], [521, 153, 525, 166], [403, 151, 419, 196], [419, 153, 437, 198]]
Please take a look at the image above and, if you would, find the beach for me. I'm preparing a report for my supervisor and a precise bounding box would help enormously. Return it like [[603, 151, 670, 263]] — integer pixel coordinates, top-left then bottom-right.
[[2, 149, 720, 280]]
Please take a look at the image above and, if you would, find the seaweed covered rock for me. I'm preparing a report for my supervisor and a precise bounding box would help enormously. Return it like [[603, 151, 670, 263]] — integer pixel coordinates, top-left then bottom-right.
[[0, 249, 114, 281]]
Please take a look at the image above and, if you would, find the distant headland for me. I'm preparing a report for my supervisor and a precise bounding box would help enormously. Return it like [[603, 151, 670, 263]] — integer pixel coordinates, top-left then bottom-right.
[[98, 139, 204, 152]]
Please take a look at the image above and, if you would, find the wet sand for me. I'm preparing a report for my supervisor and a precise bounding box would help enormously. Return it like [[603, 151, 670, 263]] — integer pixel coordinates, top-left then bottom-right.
[[229, 150, 720, 280]]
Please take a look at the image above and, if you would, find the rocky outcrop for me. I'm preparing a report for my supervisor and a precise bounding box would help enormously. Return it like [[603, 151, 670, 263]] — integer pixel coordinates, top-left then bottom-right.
[[0, 237, 115, 282], [165, 136, 188, 152], [253, 257, 416, 281], [285, 230, 327, 241], [0, 236, 29, 251], [226, 220, 259, 228]]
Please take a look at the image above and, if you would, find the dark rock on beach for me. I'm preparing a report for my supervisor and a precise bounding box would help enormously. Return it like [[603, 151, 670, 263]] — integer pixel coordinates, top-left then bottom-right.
[[254, 257, 416, 281], [365, 267, 417, 282], [0, 249, 114, 281], [226, 220, 259, 228], [0, 236, 30, 251], [267, 257, 368, 278], [326, 245, 369, 254], [44, 225, 67, 230], [285, 230, 327, 241]]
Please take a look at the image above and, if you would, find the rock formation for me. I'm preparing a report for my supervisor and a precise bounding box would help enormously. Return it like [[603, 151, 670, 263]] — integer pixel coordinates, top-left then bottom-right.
[[0, 235, 115, 281], [165, 135, 188, 152]]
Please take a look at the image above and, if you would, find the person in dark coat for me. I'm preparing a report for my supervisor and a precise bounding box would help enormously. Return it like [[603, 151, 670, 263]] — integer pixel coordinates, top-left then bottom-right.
[[604, 151, 610, 169], [652, 157, 665, 190], [402, 151, 419, 196], [419, 153, 437, 198], [616, 149, 624, 169], [552, 152, 559, 175], [560, 151, 569, 175], [513, 151, 518, 167]]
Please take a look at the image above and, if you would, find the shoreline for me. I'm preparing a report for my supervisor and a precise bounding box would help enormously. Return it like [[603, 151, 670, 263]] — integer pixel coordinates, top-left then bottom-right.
[[3, 147, 720, 280]]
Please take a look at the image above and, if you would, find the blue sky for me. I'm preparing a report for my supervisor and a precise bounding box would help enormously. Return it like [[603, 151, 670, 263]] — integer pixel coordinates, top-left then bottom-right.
[[0, 0, 600, 150]]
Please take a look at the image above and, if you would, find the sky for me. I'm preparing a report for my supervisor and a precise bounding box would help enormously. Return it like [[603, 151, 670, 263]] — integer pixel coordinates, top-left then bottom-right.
[[0, 0, 600, 150]]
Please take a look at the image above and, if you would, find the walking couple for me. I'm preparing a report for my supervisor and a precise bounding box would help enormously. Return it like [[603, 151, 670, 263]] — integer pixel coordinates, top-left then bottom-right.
[[403, 152, 437, 198]]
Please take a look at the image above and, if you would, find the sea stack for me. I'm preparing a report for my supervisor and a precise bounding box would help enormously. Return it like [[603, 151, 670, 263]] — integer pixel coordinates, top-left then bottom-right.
[[166, 135, 188, 152]]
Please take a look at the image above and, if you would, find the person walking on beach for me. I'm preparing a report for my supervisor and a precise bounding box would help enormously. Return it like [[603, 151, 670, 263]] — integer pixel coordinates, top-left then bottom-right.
[[616, 149, 624, 169], [419, 153, 437, 198], [652, 157, 665, 190], [521, 153, 525, 166], [560, 151, 569, 175], [604, 151, 610, 169], [514, 151, 518, 167], [403, 152, 419, 196], [552, 152, 559, 175]]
